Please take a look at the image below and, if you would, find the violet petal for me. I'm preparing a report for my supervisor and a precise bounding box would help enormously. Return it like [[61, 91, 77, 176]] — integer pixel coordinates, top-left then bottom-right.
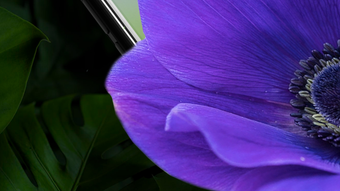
[[166, 103, 340, 173], [139, 0, 340, 103], [105, 41, 303, 189], [106, 41, 248, 189], [106, 41, 296, 131], [106, 37, 340, 191], [233, 165, 340, 191]]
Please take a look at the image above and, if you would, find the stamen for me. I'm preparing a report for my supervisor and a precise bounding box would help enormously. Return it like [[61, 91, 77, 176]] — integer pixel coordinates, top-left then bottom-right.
[[289, 40, 340, 147], [300, 60, 312, 70], [324, 43, 335, 52], [304, 107, 317, 114], [312, 50, 323, 60], [298, 91, 310, 98]]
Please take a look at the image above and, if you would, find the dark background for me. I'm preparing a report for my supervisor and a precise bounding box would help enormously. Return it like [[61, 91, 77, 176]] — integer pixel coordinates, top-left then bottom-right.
[[1, 0, 120, 104], [0, 0, 207, 190]]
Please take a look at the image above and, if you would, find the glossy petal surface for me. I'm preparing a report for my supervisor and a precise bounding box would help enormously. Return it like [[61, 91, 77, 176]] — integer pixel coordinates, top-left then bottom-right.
[[106, 40, 297, 189], [139, 0, 340, 103], [106, 41, 243, 189], [166, 103, 340, 173], [107, 41, 296, 130], [106, 40, 340, 189], [106, 1, 340, 189], [233, 166, 340, 191]]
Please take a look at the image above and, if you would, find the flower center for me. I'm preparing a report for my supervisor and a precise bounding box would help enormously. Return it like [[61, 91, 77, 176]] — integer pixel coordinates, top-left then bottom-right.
[[312, 65, 340, 126], [289, 40, 340, 147]]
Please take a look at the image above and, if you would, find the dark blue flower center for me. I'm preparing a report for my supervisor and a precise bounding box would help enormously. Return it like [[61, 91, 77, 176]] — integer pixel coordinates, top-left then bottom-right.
[[289, 40, 340, 147], [312, 64, 340, 126]]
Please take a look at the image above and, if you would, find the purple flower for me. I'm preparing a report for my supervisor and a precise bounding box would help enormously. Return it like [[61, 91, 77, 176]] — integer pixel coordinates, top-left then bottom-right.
[[106, 0, 340, 190]]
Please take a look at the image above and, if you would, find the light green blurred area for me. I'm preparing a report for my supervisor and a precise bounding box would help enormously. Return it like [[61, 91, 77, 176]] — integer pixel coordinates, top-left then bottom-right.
[[112, 0, 145, 40]]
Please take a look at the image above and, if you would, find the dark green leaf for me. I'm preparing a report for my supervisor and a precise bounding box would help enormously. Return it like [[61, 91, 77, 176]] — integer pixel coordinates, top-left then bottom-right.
[[119, 177, 159, 191], [154, 173, 207, 191], [77, 96, 156, 190], [21, 0, 120, 104], [0, 1, 30, 21], [0, 94, 157, 190], [78, 143, 155, 191], [0, 6, 48, 134], [1, 0, 120, 104]]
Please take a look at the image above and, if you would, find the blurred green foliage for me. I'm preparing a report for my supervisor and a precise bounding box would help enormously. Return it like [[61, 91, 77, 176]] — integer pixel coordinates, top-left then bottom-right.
[[0, 0, 120, 104], [0, 0, 207, 190], [1, 95, 156, 190], [0, 7, 47, 134]]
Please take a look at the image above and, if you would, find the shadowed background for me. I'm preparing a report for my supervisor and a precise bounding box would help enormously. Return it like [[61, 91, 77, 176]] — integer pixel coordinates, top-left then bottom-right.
[[0, 0, 206, 190]]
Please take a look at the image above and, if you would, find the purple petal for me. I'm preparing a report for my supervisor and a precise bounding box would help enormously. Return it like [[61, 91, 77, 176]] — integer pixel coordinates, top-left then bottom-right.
[[106, 40, 340, 190], [233, 165, 340, 191], [107, 40, 297, 134], [105, 41, 304, 189], [139, 0, 340, 103], [106, 41, 246, 189], [166, 103, 340, 173], [113, 94, 253, 190], [113, 97, 340, 190]]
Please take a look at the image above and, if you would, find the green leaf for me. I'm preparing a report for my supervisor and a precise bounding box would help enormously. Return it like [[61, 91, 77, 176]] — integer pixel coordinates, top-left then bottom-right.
[[154, 173, 207, 191], [0, 7, 48, 134], [20, 0, 120, 104], [0, 1, 29, 21], [119, 177, 159, 191], [1, 0, 119, 105], [77, 131, 155, 190], [0, 94, 156, 190]]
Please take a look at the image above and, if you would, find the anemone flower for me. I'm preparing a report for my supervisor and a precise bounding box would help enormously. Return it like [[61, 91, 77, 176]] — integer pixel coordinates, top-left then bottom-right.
[[105, 0, 340, 190]]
